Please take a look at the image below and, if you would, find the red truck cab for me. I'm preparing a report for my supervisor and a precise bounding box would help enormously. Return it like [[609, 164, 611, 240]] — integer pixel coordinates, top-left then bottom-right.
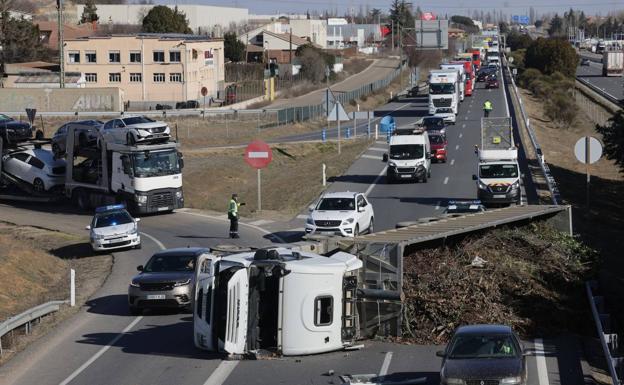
[[428, 130, 448, 163], [472, 50, 481, 70]]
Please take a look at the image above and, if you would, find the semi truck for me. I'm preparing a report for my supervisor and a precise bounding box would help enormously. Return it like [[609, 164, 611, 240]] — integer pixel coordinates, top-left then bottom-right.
[[428, 69, 460, 116], [440, 63, 466, 100], [602, 51, 624, 76], [1, 124, 185, 214], [473, 117, 521, 206]]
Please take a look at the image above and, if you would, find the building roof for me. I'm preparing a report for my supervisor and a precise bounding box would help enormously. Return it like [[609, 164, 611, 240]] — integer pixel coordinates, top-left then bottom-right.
[[246, 44, 264, 53], [65, 33, 223, 43], [15, 72, 82, 84], [36, 21, 95, 48], [4, 62, 59, 74], [262, 30, 319, 48]]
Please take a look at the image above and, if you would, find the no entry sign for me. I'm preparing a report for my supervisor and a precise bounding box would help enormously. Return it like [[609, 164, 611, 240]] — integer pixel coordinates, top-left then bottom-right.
[[244, 140, 273, 169]]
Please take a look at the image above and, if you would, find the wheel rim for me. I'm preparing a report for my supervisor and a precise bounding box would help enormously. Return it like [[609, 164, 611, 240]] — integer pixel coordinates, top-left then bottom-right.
[[33, 179, 44, 192]]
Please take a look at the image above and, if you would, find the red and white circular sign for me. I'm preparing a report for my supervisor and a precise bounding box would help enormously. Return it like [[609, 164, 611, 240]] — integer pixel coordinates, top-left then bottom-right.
[[422, 12, 436, 21], [244, 140, 273, 169]]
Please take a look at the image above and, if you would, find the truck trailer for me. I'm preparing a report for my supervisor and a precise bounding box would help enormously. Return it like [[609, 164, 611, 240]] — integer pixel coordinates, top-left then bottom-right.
[[602, 51, 624, 76]]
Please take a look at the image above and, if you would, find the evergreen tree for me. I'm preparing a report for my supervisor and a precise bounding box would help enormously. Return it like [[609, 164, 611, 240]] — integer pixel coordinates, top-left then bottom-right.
[[142, 5, 192, 34], [547, 14, 564, 37], [596, 110, 624, 174], [223, 32, 245, 62], [80, 0, 99, 24]]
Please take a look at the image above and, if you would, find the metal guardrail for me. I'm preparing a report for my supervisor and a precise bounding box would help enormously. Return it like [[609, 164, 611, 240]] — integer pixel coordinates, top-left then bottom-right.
[[0, 300, 68, 356], [586, 281, 623, 385], [503, 55, 562, 205], [576, 77, 624, 108]]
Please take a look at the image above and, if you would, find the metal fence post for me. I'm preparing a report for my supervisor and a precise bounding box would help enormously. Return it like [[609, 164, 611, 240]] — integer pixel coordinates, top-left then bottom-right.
[[70, 268, 75, 307]]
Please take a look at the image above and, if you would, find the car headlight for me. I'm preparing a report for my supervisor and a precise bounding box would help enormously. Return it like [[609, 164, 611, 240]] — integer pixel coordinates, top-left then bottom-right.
[[511, 180, 520, 190], [129, 280, 140, 287], [500, 376, 522, 385], [342, 218, 355, 225], [135, 194, 147, 204], [388, 161, 397, 167], [92, 233, 106, 240], [175, 190, 183, 198], [306, 217, 315, 225], [477, 180, 488, 190], [444, 378, 464, 385], [174, 279, 191, 287], [131, 224, 138, 234]]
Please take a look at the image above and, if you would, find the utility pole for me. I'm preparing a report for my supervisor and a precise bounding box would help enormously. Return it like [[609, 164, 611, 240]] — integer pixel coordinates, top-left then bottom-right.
[[391, 19, 394, 50], [57, 0, 65, 88], [289, 28, 292, 64]]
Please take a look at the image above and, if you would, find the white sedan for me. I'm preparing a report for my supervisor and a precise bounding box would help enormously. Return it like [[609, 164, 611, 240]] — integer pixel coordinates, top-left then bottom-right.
[[1, 148, 66, 192], [101, 116, 171, 146], [86, 204, 141, 251], [305, 192, 374, 237]]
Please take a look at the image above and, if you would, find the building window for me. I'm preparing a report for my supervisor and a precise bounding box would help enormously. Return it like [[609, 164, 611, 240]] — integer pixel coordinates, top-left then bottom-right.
[[130, 51, 141, 63], [109, 73, 121, 82], [85, 73, 97, 83], [169, 73, 182, 82], [85, 51, 96, 63], [153, 73, 165, 82], [153, 51, 165, 62], [314, 296, 333, 326], [130, 73, 142, 82], [68, 51, 80, 63], [169, 50, 181, 62], [109, 51, 120, 63]]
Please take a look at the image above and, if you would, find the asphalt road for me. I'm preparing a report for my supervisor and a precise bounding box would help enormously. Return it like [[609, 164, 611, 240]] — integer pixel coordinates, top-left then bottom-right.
[[0, 67, 582, 385], [577, 53, 624, 101]]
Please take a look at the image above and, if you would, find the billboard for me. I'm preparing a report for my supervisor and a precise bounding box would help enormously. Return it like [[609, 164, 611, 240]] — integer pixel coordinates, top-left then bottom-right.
[[414, 19, 449, 50], [511, 15, 530, 25]]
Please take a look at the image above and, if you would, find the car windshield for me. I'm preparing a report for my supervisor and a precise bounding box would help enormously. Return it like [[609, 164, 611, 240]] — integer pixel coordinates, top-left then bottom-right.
[[132, 150, 180, 177], [317, 198, 355, 211], [448, 334, 518, 359], [122, 116, 154, 125], [429, 84, 455, 94], [144, 254, 196, 273], [429, 135, 444, 144], [480, 164, 519, 178], [390, 144, 424, 160], [0, 114, 12, 122], [422, 118, 444, 129], [94, 210, 133, 228]]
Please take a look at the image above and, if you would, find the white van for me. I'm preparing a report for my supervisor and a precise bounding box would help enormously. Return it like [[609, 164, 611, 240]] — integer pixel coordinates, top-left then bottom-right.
[[382, 128, 431, 183]]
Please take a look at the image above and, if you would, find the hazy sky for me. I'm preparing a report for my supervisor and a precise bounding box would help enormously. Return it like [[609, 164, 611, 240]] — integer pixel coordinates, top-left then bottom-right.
[[159, 0, 623, 17]]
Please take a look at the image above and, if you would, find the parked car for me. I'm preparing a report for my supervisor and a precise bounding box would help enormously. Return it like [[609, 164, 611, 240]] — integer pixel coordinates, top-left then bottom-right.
[[0, 114, 33, 144], [305, 192, 374, 237], [428, 130, 447, 162], [437, 324, 527, 385], [128, 247, 208, 315], [101, 116, 171, 146], [485, 76, 500, 89], [86, 204, 141, 252], [580, 58, 591, 66], [175, 100, 199, 109], [1, 148, 66, 192], [51, 120, 103, 156]]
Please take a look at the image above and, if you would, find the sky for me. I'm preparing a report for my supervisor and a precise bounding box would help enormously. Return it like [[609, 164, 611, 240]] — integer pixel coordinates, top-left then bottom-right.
[[158, 0, 624, 17]]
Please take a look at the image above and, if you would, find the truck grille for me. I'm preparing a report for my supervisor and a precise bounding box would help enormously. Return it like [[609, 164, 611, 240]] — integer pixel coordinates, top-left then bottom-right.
[[489, 184, 510, 193], [150, 191, 174, 208], [140, 282, 174, 291], [433, 98, 452, 107], [315, 220, 342, 227], [466, 380, 499, 385]]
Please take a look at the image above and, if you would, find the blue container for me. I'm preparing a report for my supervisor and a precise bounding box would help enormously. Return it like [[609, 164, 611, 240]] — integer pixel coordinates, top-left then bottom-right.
[[379, 115, 396, 133], [346, 127, 351, 139], [322, 129, 326, 142]]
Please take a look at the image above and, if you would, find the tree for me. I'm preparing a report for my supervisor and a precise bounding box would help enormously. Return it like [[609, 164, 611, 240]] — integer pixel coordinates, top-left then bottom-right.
[[370, 8, 381, 24], [142, 5, 191, 34], [388, 0, 413, 36], [0, 9, 52, 67], [223, 32, 245, 62], [507, 31, 532, 51], [451, 15, 478, 34], [535, 19, 543, 29], [498, 21, 509, 34], [525, 37, 578, 77], [596, 110, 624, 173], [547, 14, 564, 37], [80, 0, 99, 24]]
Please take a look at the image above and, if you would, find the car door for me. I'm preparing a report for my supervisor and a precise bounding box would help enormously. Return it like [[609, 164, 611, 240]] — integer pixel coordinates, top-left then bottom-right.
[[27, 155, 46, 185], [355, 194, 369, 230], [5, 152, 32, 181], [102, 120, 116, 143], [112, 119, 126, 142]]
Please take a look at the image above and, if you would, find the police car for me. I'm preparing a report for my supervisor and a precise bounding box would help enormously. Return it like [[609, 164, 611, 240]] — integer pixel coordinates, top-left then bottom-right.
[[86, 204, 141, 252]]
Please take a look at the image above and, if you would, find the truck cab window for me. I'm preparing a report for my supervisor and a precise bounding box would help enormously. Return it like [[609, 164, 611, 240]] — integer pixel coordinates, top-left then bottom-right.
[[314, 296, 333, 326]]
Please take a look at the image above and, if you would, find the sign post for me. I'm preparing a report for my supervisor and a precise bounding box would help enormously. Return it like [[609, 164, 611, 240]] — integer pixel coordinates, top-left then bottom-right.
[[201, 87, 208, 118], [574, 136, 603, 210], [244, 140, 273, 212]]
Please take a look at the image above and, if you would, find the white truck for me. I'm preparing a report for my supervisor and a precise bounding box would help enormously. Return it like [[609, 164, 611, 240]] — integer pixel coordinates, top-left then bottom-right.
[[382, 127, 432, 183], [602, 51, 624, 76], [473, 117, 521, 206], [486, 46, 501, 68], [193, 247, 364, 356], [428, 69, 460, 118], [440, 63, 465, 102]]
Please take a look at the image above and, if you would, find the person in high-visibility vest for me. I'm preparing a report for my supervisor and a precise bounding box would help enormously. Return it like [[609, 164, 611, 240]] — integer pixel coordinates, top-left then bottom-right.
[[228, 193, 245, 238], [483, 100, 493, 117]]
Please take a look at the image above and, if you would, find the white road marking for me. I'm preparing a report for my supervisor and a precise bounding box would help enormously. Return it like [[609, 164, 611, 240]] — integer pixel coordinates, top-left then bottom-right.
[[361, 154, 382, 160], [435, 201, 441, 210], [296, 214, 308, 219], [464, 117, 468, 120], [467, 110, 471, 114], [58, 316, 144, 385], [443, 177, 449, 185], [291, 227, 305, 232], [178, 211, 286, 243], [462, 123, 466, 128], [534, 339, 550, 385], [450, 159, 455, 166], [203, 361, 240, 385], [364, 166, 387, 197], [379, 351, 393, 376], [368, 147, 387, 152], [140, 231, 166, 250], [248, 219, 273, 226], [459, 133, 463, 138], [455, 145, 459, 150]]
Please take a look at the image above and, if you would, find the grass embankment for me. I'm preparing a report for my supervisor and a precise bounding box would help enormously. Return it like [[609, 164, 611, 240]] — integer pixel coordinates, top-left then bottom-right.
[[402, 223, 597, 344]]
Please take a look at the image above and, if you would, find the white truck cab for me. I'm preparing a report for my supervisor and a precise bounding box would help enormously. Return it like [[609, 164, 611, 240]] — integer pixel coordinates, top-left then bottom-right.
[[428, 69, 460, 116], [193, 247, 362, 356], [473, 148, 521, 205], [439, 64, 465, 102], [382, 128, 431, 183]]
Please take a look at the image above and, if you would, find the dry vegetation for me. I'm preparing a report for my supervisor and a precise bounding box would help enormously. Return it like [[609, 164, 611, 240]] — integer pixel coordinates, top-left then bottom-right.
[[401, 223, 597, 344]]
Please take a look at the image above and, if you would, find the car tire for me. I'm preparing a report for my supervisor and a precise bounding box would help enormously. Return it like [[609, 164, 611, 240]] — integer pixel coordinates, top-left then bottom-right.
[[127, 133, 136, 146], [386, 174, 394, 184], [35, 130, 44, 140], [421, 174, 427, 183], [368, 218, 374, 234], [354, 224, 359, 237], [33, 178, 45, 193], [129, 306, 142, 316]]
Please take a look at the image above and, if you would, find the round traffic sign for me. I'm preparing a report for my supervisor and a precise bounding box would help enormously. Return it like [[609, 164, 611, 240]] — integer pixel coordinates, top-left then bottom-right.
[[574, 136, 602, 164], [201, 87, 208, 97], [422, 12, 436, 21], [244, 140, 273, 169]]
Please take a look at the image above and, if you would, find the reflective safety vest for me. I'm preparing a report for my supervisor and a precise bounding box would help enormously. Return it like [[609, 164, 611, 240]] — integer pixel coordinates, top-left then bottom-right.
[[483, 101, 493, 110], [228, 199, 239, 216]]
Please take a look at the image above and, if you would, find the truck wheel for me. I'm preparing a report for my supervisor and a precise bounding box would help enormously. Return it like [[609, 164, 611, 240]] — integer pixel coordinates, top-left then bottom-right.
[[127, 133, 136, 146]]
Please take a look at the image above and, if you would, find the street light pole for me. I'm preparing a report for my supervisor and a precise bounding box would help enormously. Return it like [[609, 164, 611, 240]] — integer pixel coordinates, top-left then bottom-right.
[[57, 0, 65, 88]]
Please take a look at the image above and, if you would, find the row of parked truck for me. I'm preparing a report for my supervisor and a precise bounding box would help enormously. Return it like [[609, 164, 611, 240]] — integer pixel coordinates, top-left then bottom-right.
[[0, 115, 184, 214]]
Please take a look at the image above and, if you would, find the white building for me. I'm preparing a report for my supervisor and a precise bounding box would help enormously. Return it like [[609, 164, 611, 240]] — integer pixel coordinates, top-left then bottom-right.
[[75, 4, 249, 34], [289, 19, 327, 48]]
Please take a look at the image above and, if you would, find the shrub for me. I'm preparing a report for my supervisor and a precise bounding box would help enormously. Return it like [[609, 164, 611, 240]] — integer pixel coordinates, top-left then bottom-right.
[[544, 90, 577, 127], [349, 99, 357, 106], [518, 68, 543, 88], [525, 37, 578, 78]]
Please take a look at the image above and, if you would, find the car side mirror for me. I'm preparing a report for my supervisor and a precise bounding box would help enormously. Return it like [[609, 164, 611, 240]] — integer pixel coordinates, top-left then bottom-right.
[[135, 218, 141, 222], [85, 225, 91, 230], [472, 174, 478, 180], [382, 153, 388, 162], [426, 152, 431, 159], [358, 207, 365, 213], [137, 265, 144, 271], [308, 205, 315, 212], [436, 350, 446, 358]]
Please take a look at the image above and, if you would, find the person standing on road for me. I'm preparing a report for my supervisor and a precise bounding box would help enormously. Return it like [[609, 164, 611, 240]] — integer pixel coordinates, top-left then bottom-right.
[[483, 99, 493, 118], [228, 193, 244, 238]]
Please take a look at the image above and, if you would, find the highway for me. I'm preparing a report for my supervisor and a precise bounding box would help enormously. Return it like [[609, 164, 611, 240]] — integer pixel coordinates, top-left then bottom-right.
[[577, 53, 624, 102], [0, 67, 581, 385]]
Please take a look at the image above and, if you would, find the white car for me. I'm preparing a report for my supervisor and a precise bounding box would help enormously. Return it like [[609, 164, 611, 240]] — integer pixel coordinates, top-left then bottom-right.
[[305, 192, 374, 237], [86, 204, 141, 252], [101, 116, 171, 146], [1, 148, 66, 192], [433, 109, 456, 124]]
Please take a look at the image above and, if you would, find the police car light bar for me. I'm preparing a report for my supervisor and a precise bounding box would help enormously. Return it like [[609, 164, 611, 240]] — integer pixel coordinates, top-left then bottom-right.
[[448, 200, 482, 205], [95, 203, 126, 213]]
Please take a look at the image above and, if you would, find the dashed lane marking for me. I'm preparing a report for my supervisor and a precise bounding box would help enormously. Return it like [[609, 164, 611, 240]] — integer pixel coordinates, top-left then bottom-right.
[[459, 133, 463, 138], [534, 339, 550, 385], [443, 177, 449, 185], [364, 166, 388, 197], [462, 123, 466, 128], [203, 361, 240, 385], [450, 159, 455, 166], [379, 352, 393, 376], [455, 145, 459, 150], [361, 154, 382, 160]]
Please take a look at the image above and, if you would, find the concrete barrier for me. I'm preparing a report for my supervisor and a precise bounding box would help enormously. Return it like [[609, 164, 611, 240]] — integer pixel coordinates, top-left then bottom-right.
[[0, 88, 123, 113]]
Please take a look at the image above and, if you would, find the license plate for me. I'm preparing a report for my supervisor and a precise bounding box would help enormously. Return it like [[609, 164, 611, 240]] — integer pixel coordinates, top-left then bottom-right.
[[400, 174, 411, 178], [147, 294, 165, 300], [157, 207, 170, 211], [494, 194, 506, 198], [321, 231, 335, 235]]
